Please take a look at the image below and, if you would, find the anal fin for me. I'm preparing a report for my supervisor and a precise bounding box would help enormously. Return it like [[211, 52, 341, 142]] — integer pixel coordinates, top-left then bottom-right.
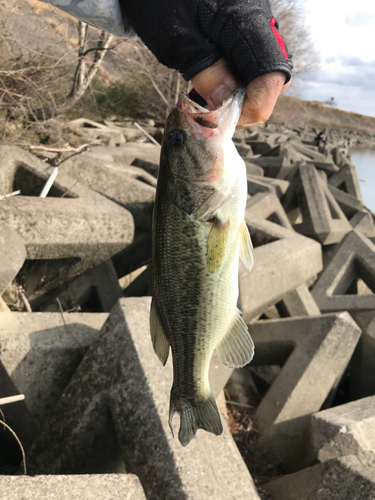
[[216, 309, 254, 368], [150, 298, 170, 366], [239, 219, 253, 271]]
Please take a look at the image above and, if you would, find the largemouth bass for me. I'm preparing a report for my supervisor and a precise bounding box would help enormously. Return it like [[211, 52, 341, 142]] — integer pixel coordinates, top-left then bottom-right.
[[150, 88, 254, 447]]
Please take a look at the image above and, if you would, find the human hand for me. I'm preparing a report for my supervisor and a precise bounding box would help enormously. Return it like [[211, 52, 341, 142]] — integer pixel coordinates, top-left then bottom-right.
[[191, 58, 291, 127]]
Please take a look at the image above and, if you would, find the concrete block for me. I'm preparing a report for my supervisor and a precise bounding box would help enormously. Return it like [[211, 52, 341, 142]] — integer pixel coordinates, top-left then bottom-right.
[[123, 264, 152, 297], [266, 144, 309, 164], [239, 214, 322, 321], [282, 164, 352, 245], [246, 191, 292, 229], [250, 313, 361, 465], [277, 283, 320, 317], [131, 158, 159, 178], [235, 144, 253, 159], [67, 118, 127, 145], [31, 260, 123, 313], [0, 474, 146, 500], [0, 361, 38, 470], [311, 230, 375, 314], [82, 143, 161, 165], [290, 142, 330, 163], [244, 160, 264, 177], [248, 156, 292, 178], [310, 396, 375, 462], [331, 145, 351, 168], [305, 160, 339, 176], [0, 311, 107, 430], [328, 185, 364, 219], [111, 229, 152, 279], [245, 140, 272, 156], [328, 163, 363, 201], [59, 154, 156, 231], [350, 211, 375, 238], [27, 298, 261, 500], [247, 174, 290, 200], [350, 314, 375, 399], [0, 223, 26, 296], [262, 453, 375, 500], [0, 145, 134, 300]]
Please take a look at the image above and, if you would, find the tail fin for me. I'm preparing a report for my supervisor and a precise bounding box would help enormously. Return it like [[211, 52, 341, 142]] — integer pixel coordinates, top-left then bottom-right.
[[169, 391, 223, 447]]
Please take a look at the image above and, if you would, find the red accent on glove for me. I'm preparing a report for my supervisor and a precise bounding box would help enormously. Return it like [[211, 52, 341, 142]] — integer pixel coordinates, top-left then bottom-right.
[[270, 18, 288, 59]]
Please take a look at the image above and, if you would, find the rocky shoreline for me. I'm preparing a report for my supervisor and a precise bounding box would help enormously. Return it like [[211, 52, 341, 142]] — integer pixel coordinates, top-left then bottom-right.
[[1, 115, 375, 499]]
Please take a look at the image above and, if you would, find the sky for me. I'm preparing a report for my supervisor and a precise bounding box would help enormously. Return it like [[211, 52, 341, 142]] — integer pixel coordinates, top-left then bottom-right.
[[288, 0, 375, 117]]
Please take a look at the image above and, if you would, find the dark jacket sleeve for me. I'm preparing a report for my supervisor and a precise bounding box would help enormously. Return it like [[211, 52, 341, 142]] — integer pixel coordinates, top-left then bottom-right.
[[118, 0, 292, 84]]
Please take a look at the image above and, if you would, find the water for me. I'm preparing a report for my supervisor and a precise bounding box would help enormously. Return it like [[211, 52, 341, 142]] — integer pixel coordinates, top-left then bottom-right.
[[349, 150, 375, 212]]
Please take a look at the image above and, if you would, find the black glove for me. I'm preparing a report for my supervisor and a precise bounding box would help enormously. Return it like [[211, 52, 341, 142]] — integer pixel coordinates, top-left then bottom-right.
[[119, 0, 292, 84]]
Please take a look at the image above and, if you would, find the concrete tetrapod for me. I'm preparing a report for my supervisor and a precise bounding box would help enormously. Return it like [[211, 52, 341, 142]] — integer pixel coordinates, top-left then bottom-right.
[[0, 311, 108, 430], [350, 314, 375, 399], [261, 452, 375, 500], [310, 396, 375, 462], [349, 211, 375, 238], [0, 223, 26, 296], [0, 474, 146, 500], [249, 312, 361, 468], [328, 162, 363, 201], [59, 154, 156, 231], [311, 230, 375, 314], [277, 283, 320, 317], [27, 297, 261, 500], [282, 164, 352, 245], [0, 145, 134, 300], [239, 214, 322, 321], [246, 191, 292, 230], [31, 260, 123, 312]]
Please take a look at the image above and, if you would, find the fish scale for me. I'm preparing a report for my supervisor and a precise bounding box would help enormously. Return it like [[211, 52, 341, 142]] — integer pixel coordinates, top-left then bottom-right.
[[150, 88, 254, 446]]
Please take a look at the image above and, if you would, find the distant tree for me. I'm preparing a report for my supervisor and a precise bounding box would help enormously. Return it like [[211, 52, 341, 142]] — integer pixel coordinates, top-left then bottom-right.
[[270, 0, 320, 75]]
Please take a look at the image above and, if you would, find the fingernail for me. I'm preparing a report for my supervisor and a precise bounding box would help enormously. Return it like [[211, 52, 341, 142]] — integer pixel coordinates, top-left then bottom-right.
[[208, 84, 233, 109]]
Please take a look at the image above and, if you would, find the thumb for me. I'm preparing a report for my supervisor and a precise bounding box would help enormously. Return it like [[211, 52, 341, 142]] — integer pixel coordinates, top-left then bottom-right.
[[191, 58, 237, 110], [238, 72, 290, 127]]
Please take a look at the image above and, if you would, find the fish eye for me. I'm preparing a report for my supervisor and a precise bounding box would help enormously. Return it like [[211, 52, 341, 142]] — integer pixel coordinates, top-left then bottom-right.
[[169, 129, 185, 148]]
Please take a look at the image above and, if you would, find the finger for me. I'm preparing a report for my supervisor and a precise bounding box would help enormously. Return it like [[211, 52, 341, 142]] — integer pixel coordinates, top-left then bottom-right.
[[191, 58, 237, 110], [238, 72, 291, 127]]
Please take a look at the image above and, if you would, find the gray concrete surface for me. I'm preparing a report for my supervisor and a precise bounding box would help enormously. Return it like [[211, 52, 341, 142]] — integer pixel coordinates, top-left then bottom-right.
[[27, 297, 261, 500], [250, 312, 361, 465], [283, 164, 352, 245], [246, 191, 292, 229], [0, 223, 26, 296], [0, 311, 107, 429], [277, 283, 321, 317], [312, 230, 375, 313], [239, 215, 322, 321], [262, 452, 375, 500], [310, 396, 375, 462], [0, 145, 134, 299], [0, 474, 146, 500]]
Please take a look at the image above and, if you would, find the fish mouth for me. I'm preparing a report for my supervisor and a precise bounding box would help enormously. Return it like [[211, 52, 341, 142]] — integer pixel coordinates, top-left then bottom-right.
[[177, 87, 245, 140]]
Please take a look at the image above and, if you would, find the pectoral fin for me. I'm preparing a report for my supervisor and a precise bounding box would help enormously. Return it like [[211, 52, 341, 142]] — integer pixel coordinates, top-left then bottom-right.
[[239, 220, 253, 271], [216, 309, 254, 368], [150, 298, 170, 366], [207, 218, 230, 272]]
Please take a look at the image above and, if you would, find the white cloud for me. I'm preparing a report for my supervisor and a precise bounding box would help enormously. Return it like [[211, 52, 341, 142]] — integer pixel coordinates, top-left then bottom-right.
[[297, 1, 375, 116], [345, 11, 375, 26]]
